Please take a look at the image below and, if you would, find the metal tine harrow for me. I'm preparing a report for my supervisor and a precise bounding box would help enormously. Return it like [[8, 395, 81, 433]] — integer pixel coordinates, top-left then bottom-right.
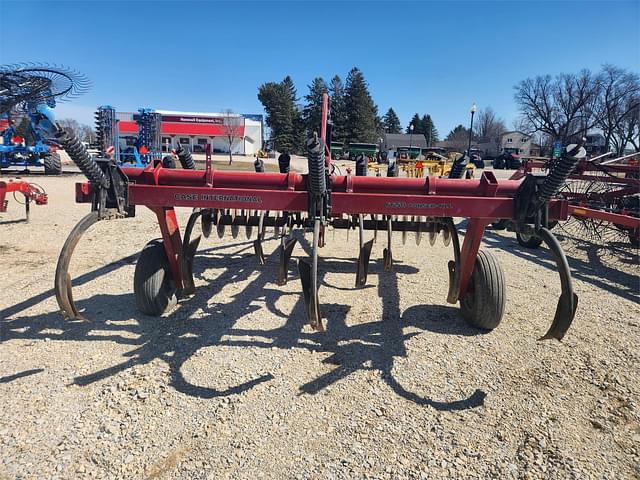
[[54, 93, 583, 341]]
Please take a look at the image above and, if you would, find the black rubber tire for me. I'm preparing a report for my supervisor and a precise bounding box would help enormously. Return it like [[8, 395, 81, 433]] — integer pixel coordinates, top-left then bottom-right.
[[516, 231, 543, 249], [460, 249, 505, 330], [162, 155, 176, 169], [134, 240, 177, 316], [43, 153, 62, 175], [491, 219, 509, 230], [465, 169, 473, 179]]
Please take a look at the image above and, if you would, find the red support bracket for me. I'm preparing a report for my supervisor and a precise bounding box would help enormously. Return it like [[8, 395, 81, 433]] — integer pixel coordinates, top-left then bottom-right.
[[150, 206, 184, 289], [457, 218, 490, 298]]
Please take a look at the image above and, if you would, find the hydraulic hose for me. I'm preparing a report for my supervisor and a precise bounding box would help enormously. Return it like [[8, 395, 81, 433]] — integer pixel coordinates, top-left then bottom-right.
[[307, 135, 326, 195], [54, 124, 109, 188]]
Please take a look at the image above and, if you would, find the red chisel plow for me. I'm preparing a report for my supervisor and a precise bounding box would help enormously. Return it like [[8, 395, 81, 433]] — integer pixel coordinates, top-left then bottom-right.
[[0, 179, 48, 221], [54, 94, 583, 341]]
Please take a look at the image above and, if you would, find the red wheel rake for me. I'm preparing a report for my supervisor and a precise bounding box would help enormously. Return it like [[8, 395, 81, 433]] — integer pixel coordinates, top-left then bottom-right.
[[0, 179, 48, 221], [509, 153, 640, 248], [54, 94, 583, 341]]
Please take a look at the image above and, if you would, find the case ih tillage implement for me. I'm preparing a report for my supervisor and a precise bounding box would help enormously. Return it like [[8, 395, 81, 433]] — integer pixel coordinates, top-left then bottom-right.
[[54, 94, 584, 341]]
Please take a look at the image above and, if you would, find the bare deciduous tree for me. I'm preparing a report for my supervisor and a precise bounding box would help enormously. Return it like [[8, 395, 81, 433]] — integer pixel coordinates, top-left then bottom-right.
[[514, 69, 600, 143], [221, 109, 244, 165], [594, 65, 640, 155], [57, 118, 95, 143], [474, 107, 507, 141]]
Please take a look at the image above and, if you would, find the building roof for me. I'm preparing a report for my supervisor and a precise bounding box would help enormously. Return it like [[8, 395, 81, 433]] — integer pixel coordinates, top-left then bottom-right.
[[383, 133, 428, 149], [501, 131, 530, 138]]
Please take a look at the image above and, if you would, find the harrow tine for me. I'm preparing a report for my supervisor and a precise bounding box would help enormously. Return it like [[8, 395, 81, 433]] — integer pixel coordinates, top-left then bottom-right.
[[373, 214, 378, 243], [429, 227, 437, 246], [383, 215, 393, 271], [55, 211, 100, 320], [416, 216, 422, 245], [537, 227, 579, 341], [277, 237, 298, 285], [274, 212, 281, 236], [201, 209, 213, 238], [217, 220, 226, 238], [253, 233, 265, 265], [402, 216, 408, 245], [442, 225, 451, 246], [355, 215, 373, 286], [231, 209, 239, 239], [298, 218, 323, 331]]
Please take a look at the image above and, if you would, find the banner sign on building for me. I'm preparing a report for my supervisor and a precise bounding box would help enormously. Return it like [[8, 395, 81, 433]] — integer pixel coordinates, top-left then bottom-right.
[[160, 115, 224, 125]]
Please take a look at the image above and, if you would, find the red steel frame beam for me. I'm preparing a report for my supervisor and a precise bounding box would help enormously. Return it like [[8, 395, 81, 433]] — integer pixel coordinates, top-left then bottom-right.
[[569, 205, 640, 229]]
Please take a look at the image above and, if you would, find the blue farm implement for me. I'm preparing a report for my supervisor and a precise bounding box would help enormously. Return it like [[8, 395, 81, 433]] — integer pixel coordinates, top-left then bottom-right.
[[0, 64, 90, 174]]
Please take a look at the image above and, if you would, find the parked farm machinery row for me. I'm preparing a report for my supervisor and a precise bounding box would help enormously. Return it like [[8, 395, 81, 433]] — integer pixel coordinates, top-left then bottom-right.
[[499, 154, 640, 248], [94, 105, 196, 169], [51, 93, 585, 342]]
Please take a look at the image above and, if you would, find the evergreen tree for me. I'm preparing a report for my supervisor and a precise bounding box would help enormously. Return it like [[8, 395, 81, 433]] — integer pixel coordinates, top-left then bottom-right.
[[303, 77, 329, 137], [446, 124, 470, 140], [258, 81, 295, 152], [406, 113, 423, 134], [445, 124, 472, 151], [382, 108, 402, 134], [282, 76, 305, 153], [344, 67, 378, 144], [421, 114, 439, 146], [329, 75, 347, 143]]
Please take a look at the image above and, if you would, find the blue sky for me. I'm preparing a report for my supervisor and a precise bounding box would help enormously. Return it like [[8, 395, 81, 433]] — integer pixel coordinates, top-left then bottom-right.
[[1, 0, 638, 136]]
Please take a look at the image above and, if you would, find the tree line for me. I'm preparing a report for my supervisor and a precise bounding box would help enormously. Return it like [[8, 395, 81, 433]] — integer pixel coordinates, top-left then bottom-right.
[[259, 63, 638, 156], [258, 68, 446, 153], [514, 64, 639, 155]]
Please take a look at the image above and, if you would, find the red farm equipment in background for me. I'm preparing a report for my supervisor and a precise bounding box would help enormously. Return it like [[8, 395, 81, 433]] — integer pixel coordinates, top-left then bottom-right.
[[0, 179, 48, 221], [502, 153, 640, 248]]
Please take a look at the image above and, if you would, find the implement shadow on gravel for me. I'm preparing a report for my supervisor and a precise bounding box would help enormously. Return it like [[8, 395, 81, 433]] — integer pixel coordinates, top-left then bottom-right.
[[1, 232, 486, 410]]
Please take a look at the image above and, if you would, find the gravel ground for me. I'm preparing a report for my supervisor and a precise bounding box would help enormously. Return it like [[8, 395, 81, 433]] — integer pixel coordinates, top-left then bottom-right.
[[1, 171, 639, 480]]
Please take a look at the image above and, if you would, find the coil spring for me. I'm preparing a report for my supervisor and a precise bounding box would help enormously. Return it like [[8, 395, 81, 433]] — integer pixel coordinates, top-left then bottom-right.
[[538, 155, 582, 204], [306, 135, 326, 195], [55, 124, 109, 187], [175, 144, 195, 170]]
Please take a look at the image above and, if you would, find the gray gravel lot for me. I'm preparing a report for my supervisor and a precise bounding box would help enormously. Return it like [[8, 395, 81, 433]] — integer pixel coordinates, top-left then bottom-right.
[[1, 171, 639, 479]]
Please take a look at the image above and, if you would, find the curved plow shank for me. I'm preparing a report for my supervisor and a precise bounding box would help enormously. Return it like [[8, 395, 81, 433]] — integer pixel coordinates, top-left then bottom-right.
[[54, 211, 100, 320], [181, 210, 202, 296], [537, 227, 579, 341], [445, 219, 462, 304], [277, 237, 298, 286], [383, 216, 393, 272], [356, 239, 374, 287], [298, 219, 323, 331]]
